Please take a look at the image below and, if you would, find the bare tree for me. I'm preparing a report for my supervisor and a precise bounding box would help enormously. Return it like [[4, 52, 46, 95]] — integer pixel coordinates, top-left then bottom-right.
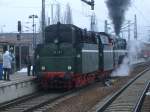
[[51, 4, 54, 24], [64, 3, 73, 24], [91, 12, 97, 31], [55, 3, 61, 23]]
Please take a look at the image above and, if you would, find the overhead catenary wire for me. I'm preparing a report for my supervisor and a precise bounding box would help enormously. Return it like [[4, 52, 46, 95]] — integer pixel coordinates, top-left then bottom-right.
[[48, 0, 105, 23], [129, 0, 150, 40], [131, 2, 150, 24]]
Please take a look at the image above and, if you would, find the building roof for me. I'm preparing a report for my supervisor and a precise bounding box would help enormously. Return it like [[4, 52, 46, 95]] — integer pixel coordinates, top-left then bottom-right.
[[0, 33, 42, 45]]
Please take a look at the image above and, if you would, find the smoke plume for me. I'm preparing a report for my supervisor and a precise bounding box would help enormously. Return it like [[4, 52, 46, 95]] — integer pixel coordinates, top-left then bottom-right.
[[106, 0, 131, 35]]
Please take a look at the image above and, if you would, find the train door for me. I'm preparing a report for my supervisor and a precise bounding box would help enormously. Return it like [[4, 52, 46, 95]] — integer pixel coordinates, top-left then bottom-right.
[[96, 34, 103, 71], [100, 34, 114, 71]]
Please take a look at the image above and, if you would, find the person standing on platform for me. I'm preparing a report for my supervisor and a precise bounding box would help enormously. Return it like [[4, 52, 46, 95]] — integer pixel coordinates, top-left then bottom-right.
[[25, 55, 31, 76], [3, 48, 12, 81], [9, 47, 15, 74]]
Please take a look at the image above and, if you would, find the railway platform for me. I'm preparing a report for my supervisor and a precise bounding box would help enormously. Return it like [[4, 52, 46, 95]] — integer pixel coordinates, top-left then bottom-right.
[[0, 68, 38, 104]]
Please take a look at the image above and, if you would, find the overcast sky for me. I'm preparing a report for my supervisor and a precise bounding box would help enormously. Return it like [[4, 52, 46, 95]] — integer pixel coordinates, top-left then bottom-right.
[[0, 0, 150, 40]]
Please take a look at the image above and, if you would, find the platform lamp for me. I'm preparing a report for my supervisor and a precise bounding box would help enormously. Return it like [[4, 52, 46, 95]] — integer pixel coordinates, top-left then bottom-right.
[[17, 20, 22, 70], [29, 14, 38, 49]]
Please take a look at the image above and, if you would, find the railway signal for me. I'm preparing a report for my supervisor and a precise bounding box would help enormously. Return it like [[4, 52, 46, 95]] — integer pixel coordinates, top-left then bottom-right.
[[18, 21, 22, 32]]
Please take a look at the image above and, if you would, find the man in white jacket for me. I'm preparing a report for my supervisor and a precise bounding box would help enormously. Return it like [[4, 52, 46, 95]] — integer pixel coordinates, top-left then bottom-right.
[[3, 50, 12, 81]]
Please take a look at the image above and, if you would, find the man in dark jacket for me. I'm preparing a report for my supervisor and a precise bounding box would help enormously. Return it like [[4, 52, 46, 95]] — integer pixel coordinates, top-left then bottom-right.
[[25, 55, 31, 76]]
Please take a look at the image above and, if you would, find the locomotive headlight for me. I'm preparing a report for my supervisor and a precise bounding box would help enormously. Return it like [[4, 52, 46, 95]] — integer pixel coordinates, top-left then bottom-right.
[[36, 55, 39, 59], [77, 54, 81, 58], [41, 66, 46, 71], [67, 65, 72, 70], [54, 39, 58, 44]]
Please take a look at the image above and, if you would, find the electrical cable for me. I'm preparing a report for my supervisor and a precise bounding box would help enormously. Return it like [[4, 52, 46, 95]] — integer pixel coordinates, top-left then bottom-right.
[[132, 3, 150, 24]]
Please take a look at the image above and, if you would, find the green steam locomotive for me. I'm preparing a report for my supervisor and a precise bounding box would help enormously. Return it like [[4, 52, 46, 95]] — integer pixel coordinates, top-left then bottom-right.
[[34, 23, 127, 89]]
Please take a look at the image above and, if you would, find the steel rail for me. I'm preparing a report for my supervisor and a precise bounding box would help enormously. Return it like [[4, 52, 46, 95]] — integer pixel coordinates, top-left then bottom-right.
[[0, 92, 43, 110], [0, 82, 96, 112], [97, 67, 150, 112], [133, 81, 150, 112], [24, 82, 98, 112], [23, 90, 76, 112]]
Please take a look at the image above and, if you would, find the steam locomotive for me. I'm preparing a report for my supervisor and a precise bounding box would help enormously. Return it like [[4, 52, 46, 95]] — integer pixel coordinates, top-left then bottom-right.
[[34, 23, 127, 89]]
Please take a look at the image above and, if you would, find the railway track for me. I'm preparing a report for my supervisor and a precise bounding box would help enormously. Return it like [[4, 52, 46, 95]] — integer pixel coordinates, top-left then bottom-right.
[[32, 62, 150, 112], [96, 67, 150, 112], [0, 88, 82, 112], [0, 62, 149, 112], [0, 91, 62, 112], [140, 83, 150, 112], [0, 82, 97, 112]]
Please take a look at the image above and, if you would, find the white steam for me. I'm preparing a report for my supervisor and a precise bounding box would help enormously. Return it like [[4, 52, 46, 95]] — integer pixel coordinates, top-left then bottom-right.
[[111, 56, 129, 77], [111, 40, 144, 77], [128, 40, 143, 64]]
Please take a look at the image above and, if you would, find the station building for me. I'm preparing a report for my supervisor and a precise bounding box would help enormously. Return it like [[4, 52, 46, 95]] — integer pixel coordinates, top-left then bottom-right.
[[0, 33, 42, 72]]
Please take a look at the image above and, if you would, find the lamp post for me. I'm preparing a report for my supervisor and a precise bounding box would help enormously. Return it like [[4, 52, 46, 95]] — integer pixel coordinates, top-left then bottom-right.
[[1, 25, 5, 33], [29, 14, 38, 49], [42, 0, 45, 43]]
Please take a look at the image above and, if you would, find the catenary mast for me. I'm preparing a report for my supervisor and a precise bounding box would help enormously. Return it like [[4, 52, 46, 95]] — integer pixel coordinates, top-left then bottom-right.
[[42, 0, 45, 43]]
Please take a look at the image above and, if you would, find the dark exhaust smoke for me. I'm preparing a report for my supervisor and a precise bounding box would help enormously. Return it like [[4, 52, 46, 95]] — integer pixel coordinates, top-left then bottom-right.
[[106, 0, 131, 35]]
